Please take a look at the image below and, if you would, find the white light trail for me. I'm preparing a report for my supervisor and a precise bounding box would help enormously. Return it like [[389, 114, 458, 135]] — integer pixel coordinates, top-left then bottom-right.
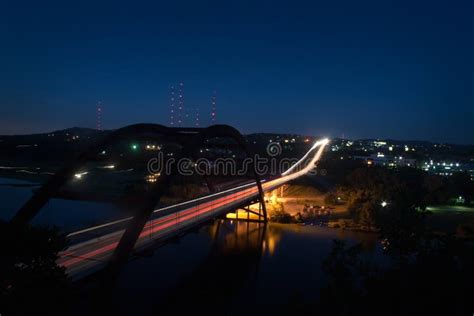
[[281, 138, 329, 176], [66, 138, 330, 238]]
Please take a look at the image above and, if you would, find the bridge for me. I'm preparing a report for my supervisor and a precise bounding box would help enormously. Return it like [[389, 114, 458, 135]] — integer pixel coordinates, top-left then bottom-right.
[[10, 124, 329, 280]]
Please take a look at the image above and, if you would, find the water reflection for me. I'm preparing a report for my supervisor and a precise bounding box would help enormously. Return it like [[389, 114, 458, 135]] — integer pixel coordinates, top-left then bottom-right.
[[1, 180, 381, 315], [141, 220, 380, 315], [210, 220, 266, 254], [152, 220, 268, 314], [211, 220, 378, 258]]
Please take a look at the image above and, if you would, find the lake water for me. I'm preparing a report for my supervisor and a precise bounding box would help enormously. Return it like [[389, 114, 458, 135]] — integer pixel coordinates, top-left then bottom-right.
[[0, 177, 125, 231], [0, 177, 381, 314]]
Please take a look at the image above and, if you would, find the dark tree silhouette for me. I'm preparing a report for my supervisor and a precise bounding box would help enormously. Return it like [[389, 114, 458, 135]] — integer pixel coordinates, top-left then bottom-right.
[[0, 221, 73, 316]]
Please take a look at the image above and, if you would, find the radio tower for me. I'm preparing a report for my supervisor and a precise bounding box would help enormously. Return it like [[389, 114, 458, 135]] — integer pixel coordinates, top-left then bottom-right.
[[210, 91, 217, 124], [169, 85, 175, 126], [184, 107, 189, 125], [177, 82, 184, 126], [195, 106, 200, 127], [96, 101, 102, 131]]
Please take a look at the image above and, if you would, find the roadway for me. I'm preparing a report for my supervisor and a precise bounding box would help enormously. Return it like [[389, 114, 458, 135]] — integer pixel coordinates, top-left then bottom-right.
[[57, 138, 329, 278]]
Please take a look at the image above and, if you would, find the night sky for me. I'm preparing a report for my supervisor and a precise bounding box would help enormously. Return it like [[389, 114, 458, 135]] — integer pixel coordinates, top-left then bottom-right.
[[1, 0, 473, 144]]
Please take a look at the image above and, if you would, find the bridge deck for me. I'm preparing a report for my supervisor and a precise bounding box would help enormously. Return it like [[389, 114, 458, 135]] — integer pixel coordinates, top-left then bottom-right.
[[57, 139, 328, 279]]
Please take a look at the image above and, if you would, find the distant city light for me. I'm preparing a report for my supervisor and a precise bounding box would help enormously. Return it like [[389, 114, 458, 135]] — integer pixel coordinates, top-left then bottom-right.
[[146, 173, 160, 183], [74, 171, 88, 180]]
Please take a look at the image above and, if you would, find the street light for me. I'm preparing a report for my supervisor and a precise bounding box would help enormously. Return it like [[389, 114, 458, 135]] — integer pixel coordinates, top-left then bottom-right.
[[381, 201, 388, 208]]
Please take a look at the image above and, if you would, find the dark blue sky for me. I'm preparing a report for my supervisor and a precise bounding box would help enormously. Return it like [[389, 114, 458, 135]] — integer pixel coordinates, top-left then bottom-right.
[[1, 0, 473, 144]]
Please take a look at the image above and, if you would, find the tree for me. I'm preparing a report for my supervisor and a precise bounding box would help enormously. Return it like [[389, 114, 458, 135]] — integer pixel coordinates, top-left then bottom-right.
[[0, 221, 73, 315], [318, 235, 474, 316], [344, 167, 427, 231], [269, 209, 293, 223], [449, 172, 474, 205]]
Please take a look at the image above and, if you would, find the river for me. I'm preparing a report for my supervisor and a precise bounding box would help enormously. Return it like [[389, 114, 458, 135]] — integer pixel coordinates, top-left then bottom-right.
[[0, 177, 381, 314]]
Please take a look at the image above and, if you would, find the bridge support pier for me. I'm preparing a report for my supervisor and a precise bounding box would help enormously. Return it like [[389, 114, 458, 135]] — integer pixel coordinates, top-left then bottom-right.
[[232, 200, 267, 223]]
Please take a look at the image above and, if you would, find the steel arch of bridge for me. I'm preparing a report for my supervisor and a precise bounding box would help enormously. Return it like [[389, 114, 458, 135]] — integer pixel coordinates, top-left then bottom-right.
[[10, 123, 267, 277]]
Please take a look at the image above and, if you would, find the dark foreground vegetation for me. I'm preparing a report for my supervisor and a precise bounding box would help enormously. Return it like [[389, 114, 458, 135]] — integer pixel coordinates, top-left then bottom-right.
[[1, 155, 473, 315], [281, 166, 474, 315], [0, 221, 73, 315], [300, 233, 474, 316]]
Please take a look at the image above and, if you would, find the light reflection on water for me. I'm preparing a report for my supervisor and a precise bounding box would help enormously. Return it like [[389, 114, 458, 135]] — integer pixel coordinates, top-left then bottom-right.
[[112, 220, 380, 315], [0, 180, 381, 314]]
